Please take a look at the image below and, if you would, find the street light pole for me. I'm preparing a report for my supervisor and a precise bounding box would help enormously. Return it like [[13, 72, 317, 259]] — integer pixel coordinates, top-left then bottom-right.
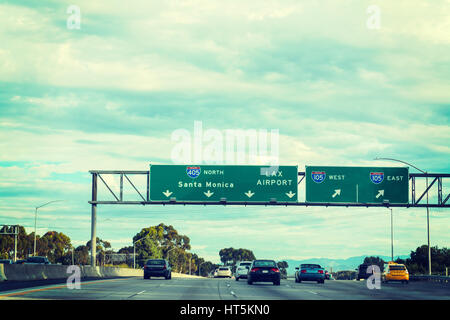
[[390, 208, 394, 262], [374, 157, 431, 275], [133, 235, 150, 269], [165, 247, 177, 259], [34, 200, 64, 256]]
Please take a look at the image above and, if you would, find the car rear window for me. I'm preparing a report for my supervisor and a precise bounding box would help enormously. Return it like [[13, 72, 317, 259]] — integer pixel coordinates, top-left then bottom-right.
[[146, 260, 165, 265], [301, 264, 321, 269], [219, 267, 229, 270], [240, 263, 251, 267], [253, 260, 276, 267], [359, 265, 369, 271], [389, 265, 406, 271]]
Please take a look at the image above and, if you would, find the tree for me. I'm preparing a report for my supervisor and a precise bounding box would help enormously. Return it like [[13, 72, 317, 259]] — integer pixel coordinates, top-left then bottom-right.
[[277, 261, 289, 279], [0, 226, 34, 260], [363, 256, 385, 272], [402, 245, 450, 275], [219, 247, 256, 271], [124, 224, 195, 270], [74, 245, 90, 265], [37, 231, 72, 264], [86, 237, 112, 266]]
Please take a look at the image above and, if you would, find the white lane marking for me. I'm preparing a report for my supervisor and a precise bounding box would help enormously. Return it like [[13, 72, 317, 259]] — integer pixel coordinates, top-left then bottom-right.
[[127, 290, 146, 298], [308, 291, 318, 295]]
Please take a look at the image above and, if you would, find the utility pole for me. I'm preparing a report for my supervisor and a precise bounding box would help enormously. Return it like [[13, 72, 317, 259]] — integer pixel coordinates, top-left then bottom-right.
[[14, 226, 18, 262]]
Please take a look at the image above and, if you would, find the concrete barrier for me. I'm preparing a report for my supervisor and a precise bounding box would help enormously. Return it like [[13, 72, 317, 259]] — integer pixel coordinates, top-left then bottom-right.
[[2, 264, 143, 282], [0, 264, 211, 282]]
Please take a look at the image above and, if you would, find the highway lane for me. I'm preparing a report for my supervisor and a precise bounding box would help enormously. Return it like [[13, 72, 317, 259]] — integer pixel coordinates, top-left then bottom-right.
[[0, 277, 448, 300]]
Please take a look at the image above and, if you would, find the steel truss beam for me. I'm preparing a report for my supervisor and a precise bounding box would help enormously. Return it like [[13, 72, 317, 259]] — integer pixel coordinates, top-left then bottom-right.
[[88, 171, 450, 208], [0, 225, 19, 235]]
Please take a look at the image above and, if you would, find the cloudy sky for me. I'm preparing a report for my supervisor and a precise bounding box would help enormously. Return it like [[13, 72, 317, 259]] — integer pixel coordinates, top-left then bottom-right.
[[1, 0, 449, 263]]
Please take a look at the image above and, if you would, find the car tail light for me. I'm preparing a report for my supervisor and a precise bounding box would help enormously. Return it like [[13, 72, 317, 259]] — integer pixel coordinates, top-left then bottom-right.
[[144, 265, 147, 269], [251, 268, 260, 272], [301, 270, 306, 273], [318, 270, 324, 274], [271, 268, 280, 273], [163, 265, 166, 270]]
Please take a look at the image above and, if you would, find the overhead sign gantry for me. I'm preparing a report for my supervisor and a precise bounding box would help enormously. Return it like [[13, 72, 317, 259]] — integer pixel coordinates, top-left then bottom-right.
[[87, 164, 450, 266]]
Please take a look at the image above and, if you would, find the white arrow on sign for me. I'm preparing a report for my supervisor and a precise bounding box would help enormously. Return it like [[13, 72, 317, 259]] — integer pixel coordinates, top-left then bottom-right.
[[286, 191, 296, 198], [244, 190, 255, 198], [204, 190, 214, 198], [162, 190, 173, 198], [376, 190, 384, 199], [332, 189, 341, 198]]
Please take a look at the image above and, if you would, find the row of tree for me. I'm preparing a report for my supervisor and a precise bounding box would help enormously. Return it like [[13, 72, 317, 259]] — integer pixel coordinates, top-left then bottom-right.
[[334, 245, 450, 279], [363, 245, 450, 275], [0, 223, 218, 275]]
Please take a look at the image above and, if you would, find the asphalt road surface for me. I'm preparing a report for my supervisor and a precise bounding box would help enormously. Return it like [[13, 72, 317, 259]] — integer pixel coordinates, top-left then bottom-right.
[[0, 277, 448, 300]]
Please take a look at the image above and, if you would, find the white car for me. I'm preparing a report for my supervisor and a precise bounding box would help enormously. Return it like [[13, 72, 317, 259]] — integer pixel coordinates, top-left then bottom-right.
[[216, 266, 232, 278], [235, 261, 252, 281]]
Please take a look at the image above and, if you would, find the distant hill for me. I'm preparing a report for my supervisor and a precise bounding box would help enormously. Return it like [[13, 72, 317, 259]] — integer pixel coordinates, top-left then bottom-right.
[[284, 255, 409, 276]]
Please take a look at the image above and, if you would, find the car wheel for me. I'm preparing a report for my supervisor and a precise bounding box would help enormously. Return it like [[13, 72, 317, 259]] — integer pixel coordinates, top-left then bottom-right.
[[144, 275, 149, 280], [236, 276, 239, 281], [247, 280, 253, 285], [273, 281, 280, 286]]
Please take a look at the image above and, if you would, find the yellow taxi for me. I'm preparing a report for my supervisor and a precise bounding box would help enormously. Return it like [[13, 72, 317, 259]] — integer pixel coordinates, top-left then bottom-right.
[[382, 262, 409, 283]]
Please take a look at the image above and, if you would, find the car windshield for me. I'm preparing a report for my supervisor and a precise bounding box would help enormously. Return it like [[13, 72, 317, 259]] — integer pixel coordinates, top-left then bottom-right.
[[146, 260, 165, 265], [253, 260, 276, 267], [219, 267, 229, 270], [301, 264, 321, 269]]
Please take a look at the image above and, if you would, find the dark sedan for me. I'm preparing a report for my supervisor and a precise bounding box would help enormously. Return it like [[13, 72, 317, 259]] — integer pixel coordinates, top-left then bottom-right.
[[25, 256, 50, 264], [143, 259, 172, 280], [247, 260, 281, 286]]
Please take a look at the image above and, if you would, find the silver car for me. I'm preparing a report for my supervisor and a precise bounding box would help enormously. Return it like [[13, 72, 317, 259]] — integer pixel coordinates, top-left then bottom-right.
[[235, 261, 252, 281]]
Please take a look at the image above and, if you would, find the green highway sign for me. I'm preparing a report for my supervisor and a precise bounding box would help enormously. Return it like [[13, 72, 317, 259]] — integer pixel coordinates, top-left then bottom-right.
[[150, 165, 298, 202], [305, 166, 409, 204]]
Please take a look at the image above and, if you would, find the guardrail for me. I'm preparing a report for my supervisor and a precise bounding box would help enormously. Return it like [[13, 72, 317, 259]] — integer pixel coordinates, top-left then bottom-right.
[[410, 275, 450, 284]]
